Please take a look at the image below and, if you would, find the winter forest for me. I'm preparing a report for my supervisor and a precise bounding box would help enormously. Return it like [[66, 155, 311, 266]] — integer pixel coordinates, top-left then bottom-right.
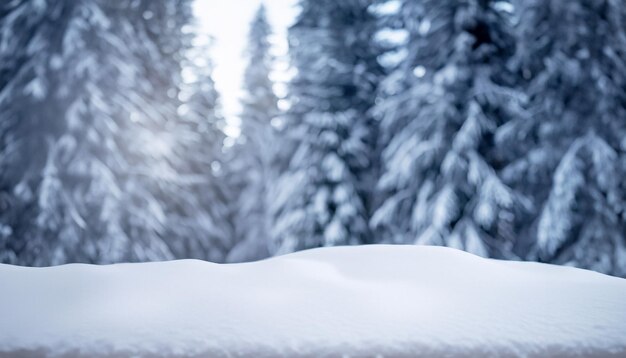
[[1, 0, 625, 277]]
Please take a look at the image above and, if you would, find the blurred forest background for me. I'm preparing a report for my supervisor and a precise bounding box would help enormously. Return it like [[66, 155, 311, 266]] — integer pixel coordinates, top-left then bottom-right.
[[1, 0, 625, 277]]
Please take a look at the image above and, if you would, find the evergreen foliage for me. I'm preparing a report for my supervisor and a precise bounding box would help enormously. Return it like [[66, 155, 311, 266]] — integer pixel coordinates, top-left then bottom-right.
[[271, 0, 383, 254], [504, 0, 626, 274], [0, 0, 230, 264], [228, 5, 279, 262], [167, 34, 234, 262], [372, 0, 529, 258], [0, 0, 76, 263]]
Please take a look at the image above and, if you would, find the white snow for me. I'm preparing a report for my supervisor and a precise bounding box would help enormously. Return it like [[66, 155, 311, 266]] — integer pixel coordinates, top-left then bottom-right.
[[1, 245, 625, 357]]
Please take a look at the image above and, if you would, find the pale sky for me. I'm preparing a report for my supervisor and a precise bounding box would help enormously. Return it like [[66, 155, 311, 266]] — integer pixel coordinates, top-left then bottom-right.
[[193, 0, 298, 138]]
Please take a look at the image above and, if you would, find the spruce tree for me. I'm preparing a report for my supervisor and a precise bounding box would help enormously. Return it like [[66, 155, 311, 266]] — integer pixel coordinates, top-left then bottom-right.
[[114, 0, 202, 262], [34, 0, 177, 264], [0, 0, 231, 264], [0, 1, 141, 264], [504, 0, 626, 274], [227, 5, 279, 262], [271, 0, 383, 254], [372, 0, 529, 258], [164, 35, 234, 263], [0, 0, 73, 263]]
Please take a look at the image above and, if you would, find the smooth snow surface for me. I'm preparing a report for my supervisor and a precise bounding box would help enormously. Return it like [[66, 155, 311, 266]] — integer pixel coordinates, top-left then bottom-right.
[[1, 245, 625, 357]]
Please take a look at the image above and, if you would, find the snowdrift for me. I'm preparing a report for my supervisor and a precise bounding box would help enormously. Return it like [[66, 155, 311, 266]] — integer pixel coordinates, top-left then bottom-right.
[[1, 245, 625, 357]]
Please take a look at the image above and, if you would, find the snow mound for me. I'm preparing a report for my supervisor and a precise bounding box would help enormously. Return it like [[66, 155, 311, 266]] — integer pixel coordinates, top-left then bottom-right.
[[1, 245, 625, 357]]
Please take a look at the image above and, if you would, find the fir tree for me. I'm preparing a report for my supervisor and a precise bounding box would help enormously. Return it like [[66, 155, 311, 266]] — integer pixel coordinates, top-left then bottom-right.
[[165, 34, 234, 263], [228, 5, 279, 262], [504, 0, 626, 274], [271, 0, 383, 254], [0, 0, 73, 263], [0, 0, 231, 264], [35, 0, 175, 264], [0, 1, 140, 264], [372, 0, 529, 258]]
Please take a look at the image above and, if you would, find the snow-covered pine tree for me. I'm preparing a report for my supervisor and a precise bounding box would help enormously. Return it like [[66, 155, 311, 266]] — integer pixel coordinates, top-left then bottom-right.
[[163, 31, 235, 263], [114, 0, 201, 262], [1, 0, 231, 264], [271, 0, 383, 254], [369, 0, 430, 246], [372, 0, 529, 258], [33, 0, 175, 264], [0, 1, 142, 264], [0, 0, 72, 264], [503, 0, 626, 274], [538, 133, 625, 275], [227, 5, 279, 262], [93, 0, 233, 262]]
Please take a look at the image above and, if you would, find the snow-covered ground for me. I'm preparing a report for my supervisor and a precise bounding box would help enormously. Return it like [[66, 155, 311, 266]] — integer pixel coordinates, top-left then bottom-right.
[[0, 245, 625, 357]]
